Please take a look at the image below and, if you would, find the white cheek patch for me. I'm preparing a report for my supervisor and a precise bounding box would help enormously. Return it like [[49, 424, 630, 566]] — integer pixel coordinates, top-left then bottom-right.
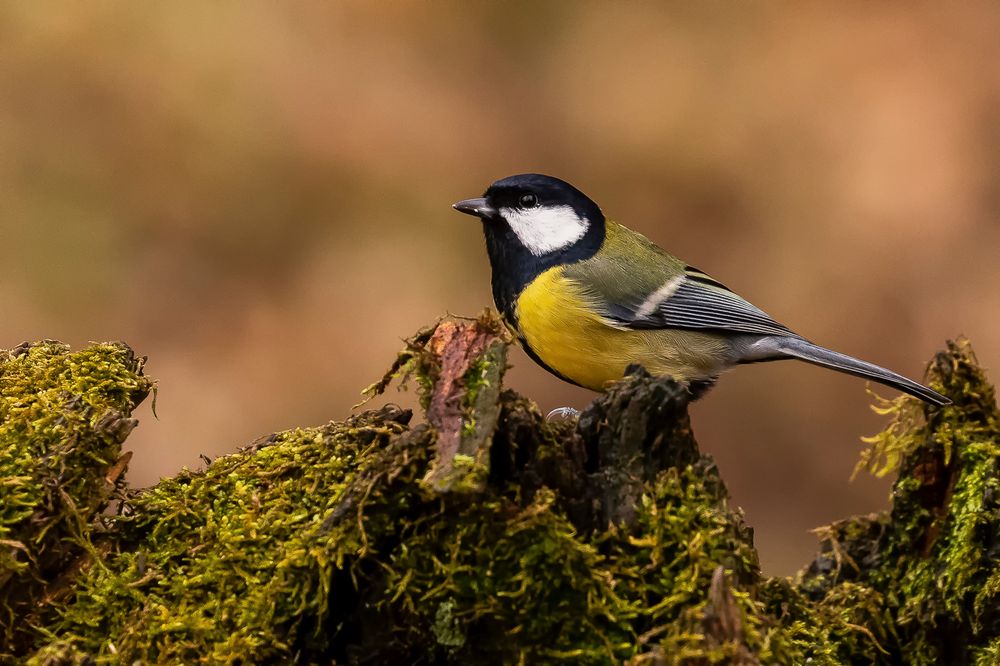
[[499, 205, 589, 256]]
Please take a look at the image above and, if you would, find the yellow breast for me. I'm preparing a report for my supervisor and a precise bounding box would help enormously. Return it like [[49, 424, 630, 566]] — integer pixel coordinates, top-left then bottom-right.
[[514, 267, 730, 390]]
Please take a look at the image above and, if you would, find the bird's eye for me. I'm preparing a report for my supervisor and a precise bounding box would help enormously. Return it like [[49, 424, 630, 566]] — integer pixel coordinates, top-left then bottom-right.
[[519, 193, 538, 208]]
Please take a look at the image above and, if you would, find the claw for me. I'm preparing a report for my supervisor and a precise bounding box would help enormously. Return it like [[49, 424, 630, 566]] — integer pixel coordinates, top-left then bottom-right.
[[546, 407, 580, 421]]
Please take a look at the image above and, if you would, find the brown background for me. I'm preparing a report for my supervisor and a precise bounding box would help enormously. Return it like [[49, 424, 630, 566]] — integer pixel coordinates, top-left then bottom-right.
[[2, 3, 998, 576]]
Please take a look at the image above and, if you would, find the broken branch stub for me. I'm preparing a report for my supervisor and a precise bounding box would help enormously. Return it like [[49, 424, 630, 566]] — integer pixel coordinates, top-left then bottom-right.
[[420, 315, 508, 492]]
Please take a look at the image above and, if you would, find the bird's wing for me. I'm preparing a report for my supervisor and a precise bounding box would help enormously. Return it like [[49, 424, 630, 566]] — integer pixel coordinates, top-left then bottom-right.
[[615, 266, 797, 337], [563, 222, 796, 337]]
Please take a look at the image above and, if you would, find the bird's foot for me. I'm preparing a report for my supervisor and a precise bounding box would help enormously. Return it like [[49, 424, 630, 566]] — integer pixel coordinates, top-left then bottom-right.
[[546, 407, 580, 421]]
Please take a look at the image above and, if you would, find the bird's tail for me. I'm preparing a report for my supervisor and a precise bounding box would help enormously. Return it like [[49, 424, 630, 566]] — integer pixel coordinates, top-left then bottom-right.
[[775, 337, 951, 406]]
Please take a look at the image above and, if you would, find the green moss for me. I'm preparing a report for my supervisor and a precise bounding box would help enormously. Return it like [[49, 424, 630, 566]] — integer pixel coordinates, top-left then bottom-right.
[[31, 405, 422, 662], [752, 578, 895, 665], [7, 329, 999, 664], [974, 638, 1000, 666], [462, 355, 492, 409], [0, 341, 151, 653], [853, 393, 924, 479], [29, 402, 759, 663], [460, 355, 492, 439], [359, 321, 439, 410], [870, 340, 998, 664], [802, 338, 1000, 665], [438, 452, 488, 493]]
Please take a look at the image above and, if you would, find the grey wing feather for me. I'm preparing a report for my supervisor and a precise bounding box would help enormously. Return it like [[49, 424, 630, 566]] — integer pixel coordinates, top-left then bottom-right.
[[619, 278, 798, 338]]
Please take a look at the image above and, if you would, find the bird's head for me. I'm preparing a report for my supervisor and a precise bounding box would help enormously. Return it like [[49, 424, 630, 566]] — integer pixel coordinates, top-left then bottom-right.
[[453, 173, 605, 257]]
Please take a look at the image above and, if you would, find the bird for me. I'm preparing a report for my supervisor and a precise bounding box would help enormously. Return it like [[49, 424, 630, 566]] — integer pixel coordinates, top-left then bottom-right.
[[452, 173, 950, 408]]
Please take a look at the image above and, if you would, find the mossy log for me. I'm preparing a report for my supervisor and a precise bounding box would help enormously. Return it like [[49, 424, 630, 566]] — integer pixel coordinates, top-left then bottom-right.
[[1, 314, 997, 664]]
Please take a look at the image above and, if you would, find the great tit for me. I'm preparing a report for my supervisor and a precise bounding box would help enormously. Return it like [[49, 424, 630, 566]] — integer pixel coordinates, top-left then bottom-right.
[[452, 173, 950, 407]]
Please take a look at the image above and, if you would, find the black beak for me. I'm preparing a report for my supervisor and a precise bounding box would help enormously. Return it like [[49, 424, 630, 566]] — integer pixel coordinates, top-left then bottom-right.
[[453, 197, 499, 220]]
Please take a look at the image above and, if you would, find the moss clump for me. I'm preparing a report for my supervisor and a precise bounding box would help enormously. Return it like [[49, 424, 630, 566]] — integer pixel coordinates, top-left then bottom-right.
[[800, 339, 1000, 665], [33, 405, 422, 663], [27, 376, 763, 663], [5, 324, 999, 664], [0, 341, 151, 655]]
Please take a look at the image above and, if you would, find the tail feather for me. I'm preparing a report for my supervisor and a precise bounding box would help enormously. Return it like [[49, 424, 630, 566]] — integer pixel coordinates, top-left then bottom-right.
[[775, 338, 951, 406]]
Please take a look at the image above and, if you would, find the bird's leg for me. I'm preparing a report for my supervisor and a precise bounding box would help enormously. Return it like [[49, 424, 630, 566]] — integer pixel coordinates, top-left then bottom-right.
[[546, 407, 580, 421]]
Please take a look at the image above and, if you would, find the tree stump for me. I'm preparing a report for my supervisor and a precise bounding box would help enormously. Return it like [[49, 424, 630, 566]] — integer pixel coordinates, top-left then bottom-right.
[[1, 315, 996, 664]]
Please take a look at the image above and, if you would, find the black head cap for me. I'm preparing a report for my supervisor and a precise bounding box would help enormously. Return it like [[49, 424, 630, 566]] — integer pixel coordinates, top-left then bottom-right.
[[483, 173, 603, 224]]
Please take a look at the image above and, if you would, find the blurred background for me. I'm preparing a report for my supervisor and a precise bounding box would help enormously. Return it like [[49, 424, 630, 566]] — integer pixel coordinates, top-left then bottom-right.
[[2, 3, 998, 576]]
